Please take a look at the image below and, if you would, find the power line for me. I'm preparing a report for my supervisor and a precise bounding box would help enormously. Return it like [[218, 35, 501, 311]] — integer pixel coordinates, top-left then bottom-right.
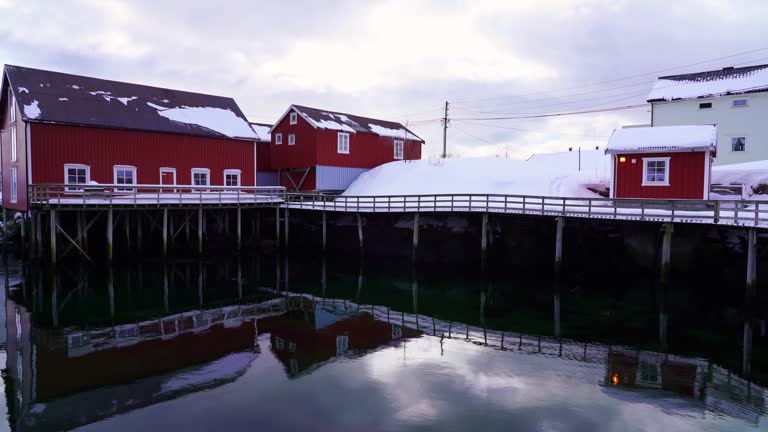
[[452, 124, 492, 144], [453, 120, 612, 139], [451, 103, 649, 121], [449, 47, 768, 107]]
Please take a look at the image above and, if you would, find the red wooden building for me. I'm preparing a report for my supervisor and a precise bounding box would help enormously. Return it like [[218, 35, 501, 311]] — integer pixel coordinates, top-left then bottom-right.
[[269, 105, 424, 191], [606, 125, 717, 200], [0, 65, 260, 211], [249, 122, 279, 186]]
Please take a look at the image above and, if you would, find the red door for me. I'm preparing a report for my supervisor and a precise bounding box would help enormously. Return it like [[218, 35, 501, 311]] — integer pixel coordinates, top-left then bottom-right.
[[160, 169, 176, 192]]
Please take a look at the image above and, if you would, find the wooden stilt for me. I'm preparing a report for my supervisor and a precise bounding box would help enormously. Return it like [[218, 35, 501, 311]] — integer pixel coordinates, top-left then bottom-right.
[[163, 264, 169, 312], [136, 212, 142, 251], [108, 266, 115, 318], [554, 216, 564, 339], [82, 212, 89, 253], [124, 212, 131, 250], [481, 213, 488, 269], [236, 206, 242, 251], [357, 213, 364, 256], [660, 223, 673, 290], [198, 208, 203, 254], [412, 212, 419, 262], [19, 213, 26, 257], [107, 208, 113, 261], [162, 208, 168, 258], [284, 208, 290, 249], [50, 209, 58, 265], [746, 228, 758, 300], [35, 212, 42, 259], [275, 207, 280, 246], [322, 211, 327, 253], [168, 211, 175, 249]]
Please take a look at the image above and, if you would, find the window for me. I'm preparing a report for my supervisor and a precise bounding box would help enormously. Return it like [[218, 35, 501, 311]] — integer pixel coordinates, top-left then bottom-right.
[[113, 165, 137, 191], [64, 164, 90, 192], [10, 167, 17, 204], [10, 127, 16, 162], [642, 157, 670, 186], [275, 133, 283, 145], [289, 112, 298, 125], [733, 99, 748, 107], [698, 102, 712, 109], [732, 136, 746, 152], [8, 89, 15, 122], [394, 140, 404, 160], [224, 169, 241, 187], [639, 361, 660, 384], [288, 133, 296, 145], [337, 132, 350, 154], [191, 168, 210, 187]]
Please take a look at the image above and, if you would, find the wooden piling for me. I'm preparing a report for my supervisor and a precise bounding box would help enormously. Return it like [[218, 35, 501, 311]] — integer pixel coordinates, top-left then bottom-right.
[[284, 208, 290, 248], [19, 214, 26, 257], [660, 223, 673, 290], [136, 212, 142, 251], [412, 212, 420, 262], [746, 228, 757, 300], [198, 208, 203, 254], [106, 208, 113, 261], [481, 213, 488, 269], [35, 212, 42, 259], [50, 209, 58, 265], [162, 208, 168, 258], [275, 207, 280, 246], [357, 213, 364, 256], [321, 211, 327, 253], [744, 320, 753, 378], [236, 207, 242, 250]]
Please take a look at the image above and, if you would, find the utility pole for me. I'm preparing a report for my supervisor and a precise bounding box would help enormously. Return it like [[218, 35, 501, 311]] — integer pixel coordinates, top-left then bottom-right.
[[441, 101, 449, 158]]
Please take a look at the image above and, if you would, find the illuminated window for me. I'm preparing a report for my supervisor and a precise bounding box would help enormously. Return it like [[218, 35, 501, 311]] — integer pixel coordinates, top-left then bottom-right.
[[10, 127, 16, 162], [642, 157, 670, 186], [10, 167, 17, 203]]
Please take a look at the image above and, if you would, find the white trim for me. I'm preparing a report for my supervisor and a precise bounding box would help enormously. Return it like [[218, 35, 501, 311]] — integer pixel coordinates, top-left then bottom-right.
[[10, 166, 18, 203], [10, 126, 17, 162], [224, 169, 241, 187], [113, 165, 137, 191], [641, 157, 671, 187], [288, 133, 296, 145], [609, 155, 616, 199], [289, 112, 298, 125], [26, 122, 32, 187], [269, 105, 319, 134], [191, 168, 210, 186], [729, 134, 747, 152], [159, 167, 177, 190], [64, 163, 91, 192], [253, 141, 258, 186], [337, 132, 350, 154], [275, 133, 283, 145], [703, 151, 711, 199], [8, 89, 15, 122]]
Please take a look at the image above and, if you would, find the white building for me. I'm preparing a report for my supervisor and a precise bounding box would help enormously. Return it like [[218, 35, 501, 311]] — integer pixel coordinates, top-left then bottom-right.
[[648, 64, 768, 166]]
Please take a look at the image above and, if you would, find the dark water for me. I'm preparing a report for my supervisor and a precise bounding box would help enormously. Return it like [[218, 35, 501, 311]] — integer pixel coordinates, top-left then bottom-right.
[[1, 254, 768, 431]]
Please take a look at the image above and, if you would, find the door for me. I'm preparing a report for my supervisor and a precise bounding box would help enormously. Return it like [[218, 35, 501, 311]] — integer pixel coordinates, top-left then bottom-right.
[[160, 168, 176, 193]]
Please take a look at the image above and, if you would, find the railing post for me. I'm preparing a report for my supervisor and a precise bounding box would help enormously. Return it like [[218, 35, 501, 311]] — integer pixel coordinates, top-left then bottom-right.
[[735, 202, 740, 225], [754, 202, 759, 227], [714, 201, 720, 224]]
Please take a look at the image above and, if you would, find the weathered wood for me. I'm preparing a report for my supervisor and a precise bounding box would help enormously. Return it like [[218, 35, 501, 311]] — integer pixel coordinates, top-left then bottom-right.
[[660, 223, 673, 290], [321, 211, 327, 253], [481, 213, 489, 269], [162, 208, 168, 258], [106, 208, 113, 261], [275, 207, 280, 246], [284, 208, 290, 248], [746, 228, 758, 299], [744, 321, 753, 377], [412, 212, 420, 261], [198, 208, 203, 254], [35, 212, 43, 259], [236, 207, 242, 250], [357, 213, 364, 255], [50, 209, 57, 265]]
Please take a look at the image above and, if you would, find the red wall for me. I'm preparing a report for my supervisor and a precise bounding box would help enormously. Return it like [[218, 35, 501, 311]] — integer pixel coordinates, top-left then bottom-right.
[[256, 141, 272, 171], [614, 152, 707, 199], [270, 108, 423, 171], [30, 123, 256, 190]]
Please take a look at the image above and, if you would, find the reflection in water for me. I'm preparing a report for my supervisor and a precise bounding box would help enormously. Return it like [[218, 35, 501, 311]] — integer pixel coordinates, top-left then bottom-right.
[[2, 257, 767, 431]]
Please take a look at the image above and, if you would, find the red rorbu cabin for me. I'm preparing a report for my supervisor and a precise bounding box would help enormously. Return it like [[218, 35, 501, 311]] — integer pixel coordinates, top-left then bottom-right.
[[0, 65, 260, 211], [249, 122, 279, 186], [269, 105, 424, 192], [605, 125, 717, 200]]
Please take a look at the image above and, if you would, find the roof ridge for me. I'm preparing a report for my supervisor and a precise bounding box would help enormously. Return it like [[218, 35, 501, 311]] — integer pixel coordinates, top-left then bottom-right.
[[658, 63, 768, 80], [293, 104, 408, 127]]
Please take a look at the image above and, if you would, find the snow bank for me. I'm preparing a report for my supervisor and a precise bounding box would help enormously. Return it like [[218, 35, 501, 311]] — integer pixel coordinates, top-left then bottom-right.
[[648, 67, 768, 101], [150, 103, 257, 139], [713, 160, 768, 197], [23, 100, 41, 119], [344, 151, 611, 198], [606, 125, 716, 153]]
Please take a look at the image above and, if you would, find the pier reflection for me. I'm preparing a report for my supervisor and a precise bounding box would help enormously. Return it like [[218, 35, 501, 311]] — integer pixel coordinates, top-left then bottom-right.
[[3, 257, 768, 431]]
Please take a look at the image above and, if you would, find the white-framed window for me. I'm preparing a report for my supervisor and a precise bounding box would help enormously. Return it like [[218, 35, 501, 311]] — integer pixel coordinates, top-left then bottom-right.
[[64, 164, 90, 192], [8, 89, 15, 122], [642, 157, 670, 186], [224, 169, 241, 187], [732, 98, 749, 108], [10, 167, 17, 204], [290, 112, 298, 125], [275, 133, 283, 145], [732, 136, 746, 152], [394, 140, 404, 160], [191, 168, 210, 187], [288, 134, 296, 145], [337, 132, 350, 154], [113, 165, 137, 191], [10, 127, 17, 162]]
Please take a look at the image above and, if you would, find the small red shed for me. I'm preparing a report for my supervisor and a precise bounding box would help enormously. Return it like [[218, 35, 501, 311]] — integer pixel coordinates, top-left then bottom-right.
[[269, 105, 424, 191], [605, 125, 717, 200], [0, 65, 259, 211]]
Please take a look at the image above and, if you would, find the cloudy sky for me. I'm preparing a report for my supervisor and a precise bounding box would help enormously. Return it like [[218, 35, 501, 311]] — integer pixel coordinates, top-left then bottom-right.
[[1, 0, 766, 159]]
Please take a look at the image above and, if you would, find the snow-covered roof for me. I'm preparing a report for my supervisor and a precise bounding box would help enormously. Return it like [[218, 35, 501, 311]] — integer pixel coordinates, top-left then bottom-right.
[[647, 64, 768, 102], [272, 104, 424, 142], [2, 65, 257, 140], [605, 125, 717, 154], [249, 122, 272, 142]]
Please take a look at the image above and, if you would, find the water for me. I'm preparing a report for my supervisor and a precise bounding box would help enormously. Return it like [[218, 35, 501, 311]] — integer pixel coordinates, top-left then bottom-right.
[[1, 254, 767, 431]]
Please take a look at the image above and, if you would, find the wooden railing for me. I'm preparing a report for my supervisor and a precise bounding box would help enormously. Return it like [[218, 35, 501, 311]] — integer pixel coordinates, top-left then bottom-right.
[[29, 183, 287, 207], [284, 193, 768, 227]]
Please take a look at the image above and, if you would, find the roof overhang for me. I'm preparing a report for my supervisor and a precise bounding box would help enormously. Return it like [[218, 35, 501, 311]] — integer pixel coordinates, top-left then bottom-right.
[[605, 146, 715, 155]]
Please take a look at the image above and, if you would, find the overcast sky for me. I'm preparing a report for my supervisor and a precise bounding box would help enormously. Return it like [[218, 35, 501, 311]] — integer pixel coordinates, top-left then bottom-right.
[[1, 0, 767, 159]]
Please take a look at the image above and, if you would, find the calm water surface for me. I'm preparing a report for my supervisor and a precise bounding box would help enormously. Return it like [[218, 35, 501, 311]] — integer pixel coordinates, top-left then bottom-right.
[[0, 255, 767, 431]]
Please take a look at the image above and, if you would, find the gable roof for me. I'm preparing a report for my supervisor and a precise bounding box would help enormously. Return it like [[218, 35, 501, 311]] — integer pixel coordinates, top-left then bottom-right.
[[605, 125, 717, 155], [647, 64, 768, 102], [1, 65, 257, 140], [248, 122, 272, 142], [271, 104, 424, 142]]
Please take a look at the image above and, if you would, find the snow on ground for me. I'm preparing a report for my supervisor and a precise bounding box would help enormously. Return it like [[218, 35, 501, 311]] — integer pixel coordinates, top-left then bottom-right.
[[344, 150, 611, 198], [23, 100, 41, 119], [713, 160, 768, 197], [149, 103, 257, 139]]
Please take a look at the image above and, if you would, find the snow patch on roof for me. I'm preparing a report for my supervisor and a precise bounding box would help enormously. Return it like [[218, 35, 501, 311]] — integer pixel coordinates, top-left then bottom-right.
[[605, 125, 717, 154], [117, 97, 137, 105], [250, 124, 271, 142], [70, 85, 80, 89], [310, 118, 356, 133], [23, 100, 41, 119], [648, 67, 768, 101], [58, 97, 69, 101], [17, 86, 28, 94], [368, 124, 420, 141], [150, 103, 258, 139]]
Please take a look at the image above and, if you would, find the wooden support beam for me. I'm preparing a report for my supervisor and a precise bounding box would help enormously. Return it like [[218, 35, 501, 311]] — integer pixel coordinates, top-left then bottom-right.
[[481, 213, 488, 270], [82, 212, 89, 252], [107, 208, 113, 261], [275, 207, 280, 246], [744, 320, 753, 378], [35, 212, 42, 259], [162, 208, 168, 258], [198, 208, 204, 255], [163, 264, 169, 312], [19, 213, 26, 257], [236, 206, 242, 251], [30, 212, 36, 259], [322, 211, 327, 253], [412, 212, 419, 262], [746, 227, 758, 300], [660, 223, 673, 290], [198, 260, 204, 306], [357, 213, 364, 256], [50, 209, 57, 265], [124, 212, 131, 251], [56, 225, 94, 263], [137, 212, 142, 251], [107, 266, 115, 318], [284, 208, 290, 248], [168, 211, 175, 248]]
